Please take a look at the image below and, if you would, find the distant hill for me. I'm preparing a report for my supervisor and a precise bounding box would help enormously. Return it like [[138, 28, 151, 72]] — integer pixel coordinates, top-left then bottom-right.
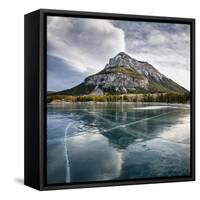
[[54, 52, 188, 96], [47, 91, 56, 95]]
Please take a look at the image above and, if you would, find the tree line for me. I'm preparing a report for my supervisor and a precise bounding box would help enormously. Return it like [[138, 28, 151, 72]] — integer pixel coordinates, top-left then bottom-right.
[[48, 93, 190, 104]]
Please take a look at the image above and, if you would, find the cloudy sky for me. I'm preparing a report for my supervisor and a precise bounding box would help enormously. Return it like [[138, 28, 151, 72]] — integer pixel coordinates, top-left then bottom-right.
[[47, 16, 190, 91]]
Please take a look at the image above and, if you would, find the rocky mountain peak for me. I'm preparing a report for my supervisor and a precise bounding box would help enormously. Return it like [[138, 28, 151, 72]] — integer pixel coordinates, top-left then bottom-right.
[[116, 52, 133, 59], [105, 52, 137, 69], [106, 52, 164, 80]]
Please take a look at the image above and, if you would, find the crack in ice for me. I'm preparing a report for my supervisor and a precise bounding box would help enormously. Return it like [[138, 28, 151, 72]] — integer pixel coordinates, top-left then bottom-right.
[[64, 122, 73, 183], [100, 111, 177, 134]]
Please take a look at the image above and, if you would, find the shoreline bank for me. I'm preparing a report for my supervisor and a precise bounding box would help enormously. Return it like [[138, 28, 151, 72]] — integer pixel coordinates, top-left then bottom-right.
[[48, 101, 190, 107]]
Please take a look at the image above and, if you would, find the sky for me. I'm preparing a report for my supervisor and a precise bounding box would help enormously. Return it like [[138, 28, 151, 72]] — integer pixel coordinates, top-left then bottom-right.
[[47, 16, 190, 91]]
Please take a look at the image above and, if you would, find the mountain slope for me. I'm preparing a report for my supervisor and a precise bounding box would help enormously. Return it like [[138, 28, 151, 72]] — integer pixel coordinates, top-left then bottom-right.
[[56, 52, 188, 96]]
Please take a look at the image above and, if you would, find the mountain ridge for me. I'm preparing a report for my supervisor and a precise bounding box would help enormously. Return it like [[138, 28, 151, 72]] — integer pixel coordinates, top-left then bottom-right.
[[55, 52, 188, 96]]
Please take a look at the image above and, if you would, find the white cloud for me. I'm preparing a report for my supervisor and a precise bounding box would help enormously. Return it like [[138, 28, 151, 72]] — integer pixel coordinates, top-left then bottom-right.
[[47, 17, 125, 74]]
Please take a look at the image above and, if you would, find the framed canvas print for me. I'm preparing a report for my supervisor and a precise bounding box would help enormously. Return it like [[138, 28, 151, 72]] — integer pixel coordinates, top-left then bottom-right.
[[24, 9, 195, 190]]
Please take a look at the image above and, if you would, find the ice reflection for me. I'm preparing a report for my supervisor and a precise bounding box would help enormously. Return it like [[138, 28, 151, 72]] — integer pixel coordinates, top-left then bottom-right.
[[159, 116, 190, 144], [67, 133, 123, 182], [120, 138, 190, 179]]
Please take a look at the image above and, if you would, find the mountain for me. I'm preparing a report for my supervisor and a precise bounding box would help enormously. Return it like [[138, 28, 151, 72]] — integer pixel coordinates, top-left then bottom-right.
[[55, 52, 188, 96]]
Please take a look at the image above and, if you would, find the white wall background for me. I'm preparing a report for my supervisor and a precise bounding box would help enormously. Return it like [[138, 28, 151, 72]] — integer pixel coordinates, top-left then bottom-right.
[[0, 0, 198, 199]]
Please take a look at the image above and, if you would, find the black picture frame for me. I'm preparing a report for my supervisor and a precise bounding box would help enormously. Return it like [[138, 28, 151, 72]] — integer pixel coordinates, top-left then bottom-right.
[[24, 9, 195, 191]]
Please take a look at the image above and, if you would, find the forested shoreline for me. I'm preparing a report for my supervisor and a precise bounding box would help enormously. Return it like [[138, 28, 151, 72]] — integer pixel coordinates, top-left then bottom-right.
[[48, 93, 190, 104]]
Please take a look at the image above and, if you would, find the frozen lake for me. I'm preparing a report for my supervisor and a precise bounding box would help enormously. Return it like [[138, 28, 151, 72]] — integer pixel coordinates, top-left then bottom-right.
[[47, 103, 190, 184]]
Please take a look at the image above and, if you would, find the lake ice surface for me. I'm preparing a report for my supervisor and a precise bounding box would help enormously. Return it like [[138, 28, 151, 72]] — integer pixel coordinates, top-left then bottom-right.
[[47, 103, 190, 184]]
